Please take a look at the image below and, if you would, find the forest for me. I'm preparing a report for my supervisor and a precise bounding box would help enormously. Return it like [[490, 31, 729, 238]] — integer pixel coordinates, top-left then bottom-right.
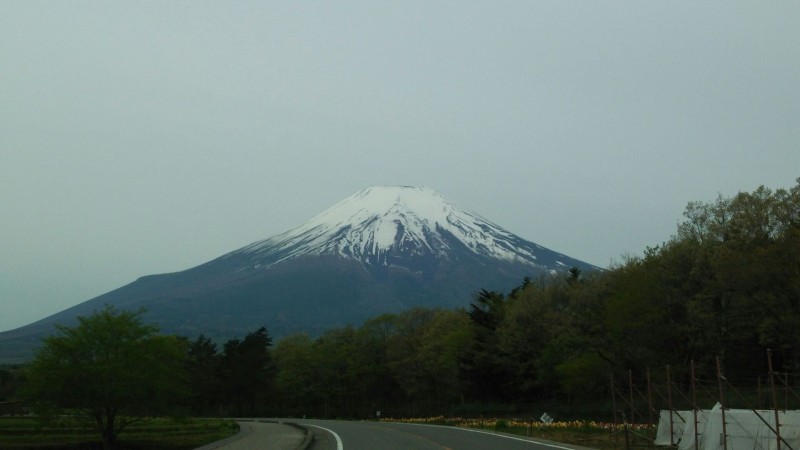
[[2, 179, 799, 421], [180, 178, 800, 419]]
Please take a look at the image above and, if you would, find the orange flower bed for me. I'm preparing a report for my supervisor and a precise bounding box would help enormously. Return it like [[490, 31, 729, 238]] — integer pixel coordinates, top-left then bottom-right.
[[381, 416, 656, 433]]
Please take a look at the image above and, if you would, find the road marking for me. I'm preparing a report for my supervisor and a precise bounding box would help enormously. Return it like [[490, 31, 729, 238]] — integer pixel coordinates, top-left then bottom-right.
[[304, 423, 344, 450], [397, 422, 575, 449], [456, 427, 574, 449]]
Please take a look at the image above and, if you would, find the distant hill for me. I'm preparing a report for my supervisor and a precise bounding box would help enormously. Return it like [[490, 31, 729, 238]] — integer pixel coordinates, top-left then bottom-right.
[[0, 186, 600, 363]]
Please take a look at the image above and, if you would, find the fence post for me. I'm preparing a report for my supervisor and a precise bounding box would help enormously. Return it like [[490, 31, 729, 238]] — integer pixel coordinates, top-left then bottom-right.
[[611, 374, 618, 424], [625, 420, 631, 450], [692, 360, 699, 450], [629, 370, 635, 425], [717, 356, 728, 450], [647, 367, 654, 425], [667, 365, 675, 446], [784, 372, 789, 411], [769, 349, 782, 450]]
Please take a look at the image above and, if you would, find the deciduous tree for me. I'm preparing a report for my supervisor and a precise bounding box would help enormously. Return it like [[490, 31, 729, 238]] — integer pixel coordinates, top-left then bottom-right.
[[22, 306, 187, 450]]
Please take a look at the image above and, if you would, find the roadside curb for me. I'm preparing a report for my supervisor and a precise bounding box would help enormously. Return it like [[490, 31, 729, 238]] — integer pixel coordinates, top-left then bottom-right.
[[193, 420, 252, 450], [194, 419, 311, 450], [258, 419, 314, 450], [284, 422, 314, 450]]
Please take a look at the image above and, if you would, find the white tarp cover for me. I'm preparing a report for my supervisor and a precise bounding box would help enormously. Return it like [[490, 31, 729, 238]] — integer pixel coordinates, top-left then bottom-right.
[[668, 407, 800, 450], [702, 409, 800, 450], [774, 411, 800, 450], [678, 409, 710, 450], [656, 410, 692, 446]]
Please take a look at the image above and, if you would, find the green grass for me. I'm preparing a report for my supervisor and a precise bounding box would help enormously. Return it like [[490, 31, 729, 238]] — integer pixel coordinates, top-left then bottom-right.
[[0, 416, 239, 450]]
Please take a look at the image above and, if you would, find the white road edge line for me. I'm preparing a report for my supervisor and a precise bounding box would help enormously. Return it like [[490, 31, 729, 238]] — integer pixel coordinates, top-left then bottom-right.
[[397, 422, 574, 449], [303, 423, 344, 450], [456, 426, 574, 449]]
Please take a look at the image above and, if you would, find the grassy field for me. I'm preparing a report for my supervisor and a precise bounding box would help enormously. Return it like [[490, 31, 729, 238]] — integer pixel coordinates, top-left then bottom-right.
[[0, 416, 238, 450], [383, 416, 659, 450]]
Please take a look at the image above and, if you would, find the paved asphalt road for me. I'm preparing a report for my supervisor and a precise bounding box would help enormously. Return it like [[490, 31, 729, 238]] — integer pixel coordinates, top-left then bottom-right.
[[295, 419, 591, 450], [197, 420, 308, 450]]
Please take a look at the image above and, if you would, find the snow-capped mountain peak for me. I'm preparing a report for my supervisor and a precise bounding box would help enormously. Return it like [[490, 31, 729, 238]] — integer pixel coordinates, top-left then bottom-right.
[[0, 186, 599, 363], [234, 186, 579, 270]]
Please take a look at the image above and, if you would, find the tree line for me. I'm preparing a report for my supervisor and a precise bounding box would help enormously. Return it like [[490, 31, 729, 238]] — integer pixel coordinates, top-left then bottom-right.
[[4, 179, 799, 441], [181, 178, 800, 418]]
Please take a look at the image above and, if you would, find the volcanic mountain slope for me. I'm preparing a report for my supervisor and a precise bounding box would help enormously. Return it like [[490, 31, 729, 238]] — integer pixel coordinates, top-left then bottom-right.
[[0, 186, 600, 363]]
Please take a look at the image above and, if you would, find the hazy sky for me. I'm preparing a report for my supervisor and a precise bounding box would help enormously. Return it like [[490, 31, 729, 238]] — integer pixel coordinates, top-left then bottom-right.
[[2, 2, 799, 332]]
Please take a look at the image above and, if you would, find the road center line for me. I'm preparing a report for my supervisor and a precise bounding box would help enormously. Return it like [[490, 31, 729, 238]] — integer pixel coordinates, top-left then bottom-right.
[[303, 423, 344, 450]]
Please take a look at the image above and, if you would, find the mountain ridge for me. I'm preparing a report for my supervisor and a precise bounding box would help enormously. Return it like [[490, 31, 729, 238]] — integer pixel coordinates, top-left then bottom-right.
[[0, 186, 600, 363]]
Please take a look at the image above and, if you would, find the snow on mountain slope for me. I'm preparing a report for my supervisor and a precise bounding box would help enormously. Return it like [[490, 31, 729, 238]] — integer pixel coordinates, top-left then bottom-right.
[[0, 185, 599, 364], [232, 186, 576, 269]]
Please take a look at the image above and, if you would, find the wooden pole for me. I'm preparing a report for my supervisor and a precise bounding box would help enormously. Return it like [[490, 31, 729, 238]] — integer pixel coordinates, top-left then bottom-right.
[[717, 356, 728, 450], [769, 349, 782, 450], [692, 360, 699, 450], [667, 365, 675, 446], [611, 374, 618, 424], [629, 370, 635, 424], [784, 372, 789, 411], [625, 421, 631, 450], [647, 367, 654, 425]]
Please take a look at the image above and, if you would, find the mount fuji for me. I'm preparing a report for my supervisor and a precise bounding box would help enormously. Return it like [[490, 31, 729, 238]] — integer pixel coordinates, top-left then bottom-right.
[[236, 186, 587, 270], [0, 186, 599, 363]]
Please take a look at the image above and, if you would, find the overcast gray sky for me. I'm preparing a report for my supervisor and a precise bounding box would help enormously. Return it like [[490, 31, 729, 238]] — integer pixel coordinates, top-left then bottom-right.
[[2, 2, 798, 332]]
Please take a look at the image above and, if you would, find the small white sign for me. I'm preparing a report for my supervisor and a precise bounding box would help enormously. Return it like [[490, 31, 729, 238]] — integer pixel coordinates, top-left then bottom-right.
[[540, 412, 554, 423]]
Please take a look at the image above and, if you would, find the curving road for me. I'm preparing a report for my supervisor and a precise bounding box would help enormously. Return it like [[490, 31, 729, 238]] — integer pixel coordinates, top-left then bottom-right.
[[295, 419, 588, 450], [197, 420, 308, 450]]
